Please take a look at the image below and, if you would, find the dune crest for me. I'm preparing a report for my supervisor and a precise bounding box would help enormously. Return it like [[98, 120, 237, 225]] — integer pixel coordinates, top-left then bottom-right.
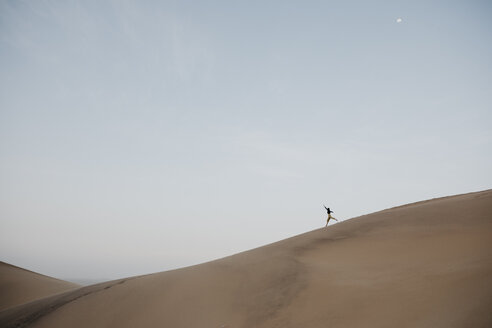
[[1, 190, 492, 327]]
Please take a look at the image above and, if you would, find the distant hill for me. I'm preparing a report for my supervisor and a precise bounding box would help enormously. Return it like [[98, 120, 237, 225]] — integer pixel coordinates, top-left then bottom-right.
[[0, 262, 79, 311]]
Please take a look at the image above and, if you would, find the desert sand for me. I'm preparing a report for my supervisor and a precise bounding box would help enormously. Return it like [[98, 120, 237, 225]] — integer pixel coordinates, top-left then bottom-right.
[[1, 190, 491, 327], [0, 262, 79, 311]]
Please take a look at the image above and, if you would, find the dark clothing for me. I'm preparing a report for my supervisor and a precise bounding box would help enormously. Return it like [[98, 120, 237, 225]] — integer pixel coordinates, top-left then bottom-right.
[[324, 206, 333, 214]]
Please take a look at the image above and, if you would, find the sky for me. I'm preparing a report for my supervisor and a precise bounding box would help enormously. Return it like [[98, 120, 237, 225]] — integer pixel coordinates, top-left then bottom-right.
[[1, 0, 491, 282]]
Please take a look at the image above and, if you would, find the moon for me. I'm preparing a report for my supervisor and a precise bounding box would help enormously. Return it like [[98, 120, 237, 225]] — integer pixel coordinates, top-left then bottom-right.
[[396, 18, 403, 23]]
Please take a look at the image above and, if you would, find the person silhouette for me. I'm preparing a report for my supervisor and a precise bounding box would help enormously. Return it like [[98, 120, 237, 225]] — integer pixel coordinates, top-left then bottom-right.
[[324, 205, 338, 226]]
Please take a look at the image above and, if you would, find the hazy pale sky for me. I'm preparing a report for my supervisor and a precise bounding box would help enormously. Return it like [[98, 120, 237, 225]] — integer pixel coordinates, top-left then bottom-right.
[[1, 0, 491, 281]]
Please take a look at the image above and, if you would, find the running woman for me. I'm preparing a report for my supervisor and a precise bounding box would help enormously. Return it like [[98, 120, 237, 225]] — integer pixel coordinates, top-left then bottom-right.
[[324, 205, 338, 226]]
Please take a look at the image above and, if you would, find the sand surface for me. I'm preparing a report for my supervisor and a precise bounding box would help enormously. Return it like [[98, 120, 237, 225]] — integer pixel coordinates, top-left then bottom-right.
[[0, 262, 79, 311], [1, 190, 491, 327]]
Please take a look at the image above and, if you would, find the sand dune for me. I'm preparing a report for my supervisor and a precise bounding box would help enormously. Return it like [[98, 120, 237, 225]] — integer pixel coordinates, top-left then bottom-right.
[[1, 190, 491, 327], [0, 262, 79, 311]]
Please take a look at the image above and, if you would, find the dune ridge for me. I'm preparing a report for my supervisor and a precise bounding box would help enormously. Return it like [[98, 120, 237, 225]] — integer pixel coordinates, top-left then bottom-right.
[[1, 189, 491, 327]]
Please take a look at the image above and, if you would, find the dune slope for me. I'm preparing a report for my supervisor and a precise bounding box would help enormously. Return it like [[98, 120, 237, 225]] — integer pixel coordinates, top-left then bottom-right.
[[0, 262, 79, 311], [1, 190, 491, 328]]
